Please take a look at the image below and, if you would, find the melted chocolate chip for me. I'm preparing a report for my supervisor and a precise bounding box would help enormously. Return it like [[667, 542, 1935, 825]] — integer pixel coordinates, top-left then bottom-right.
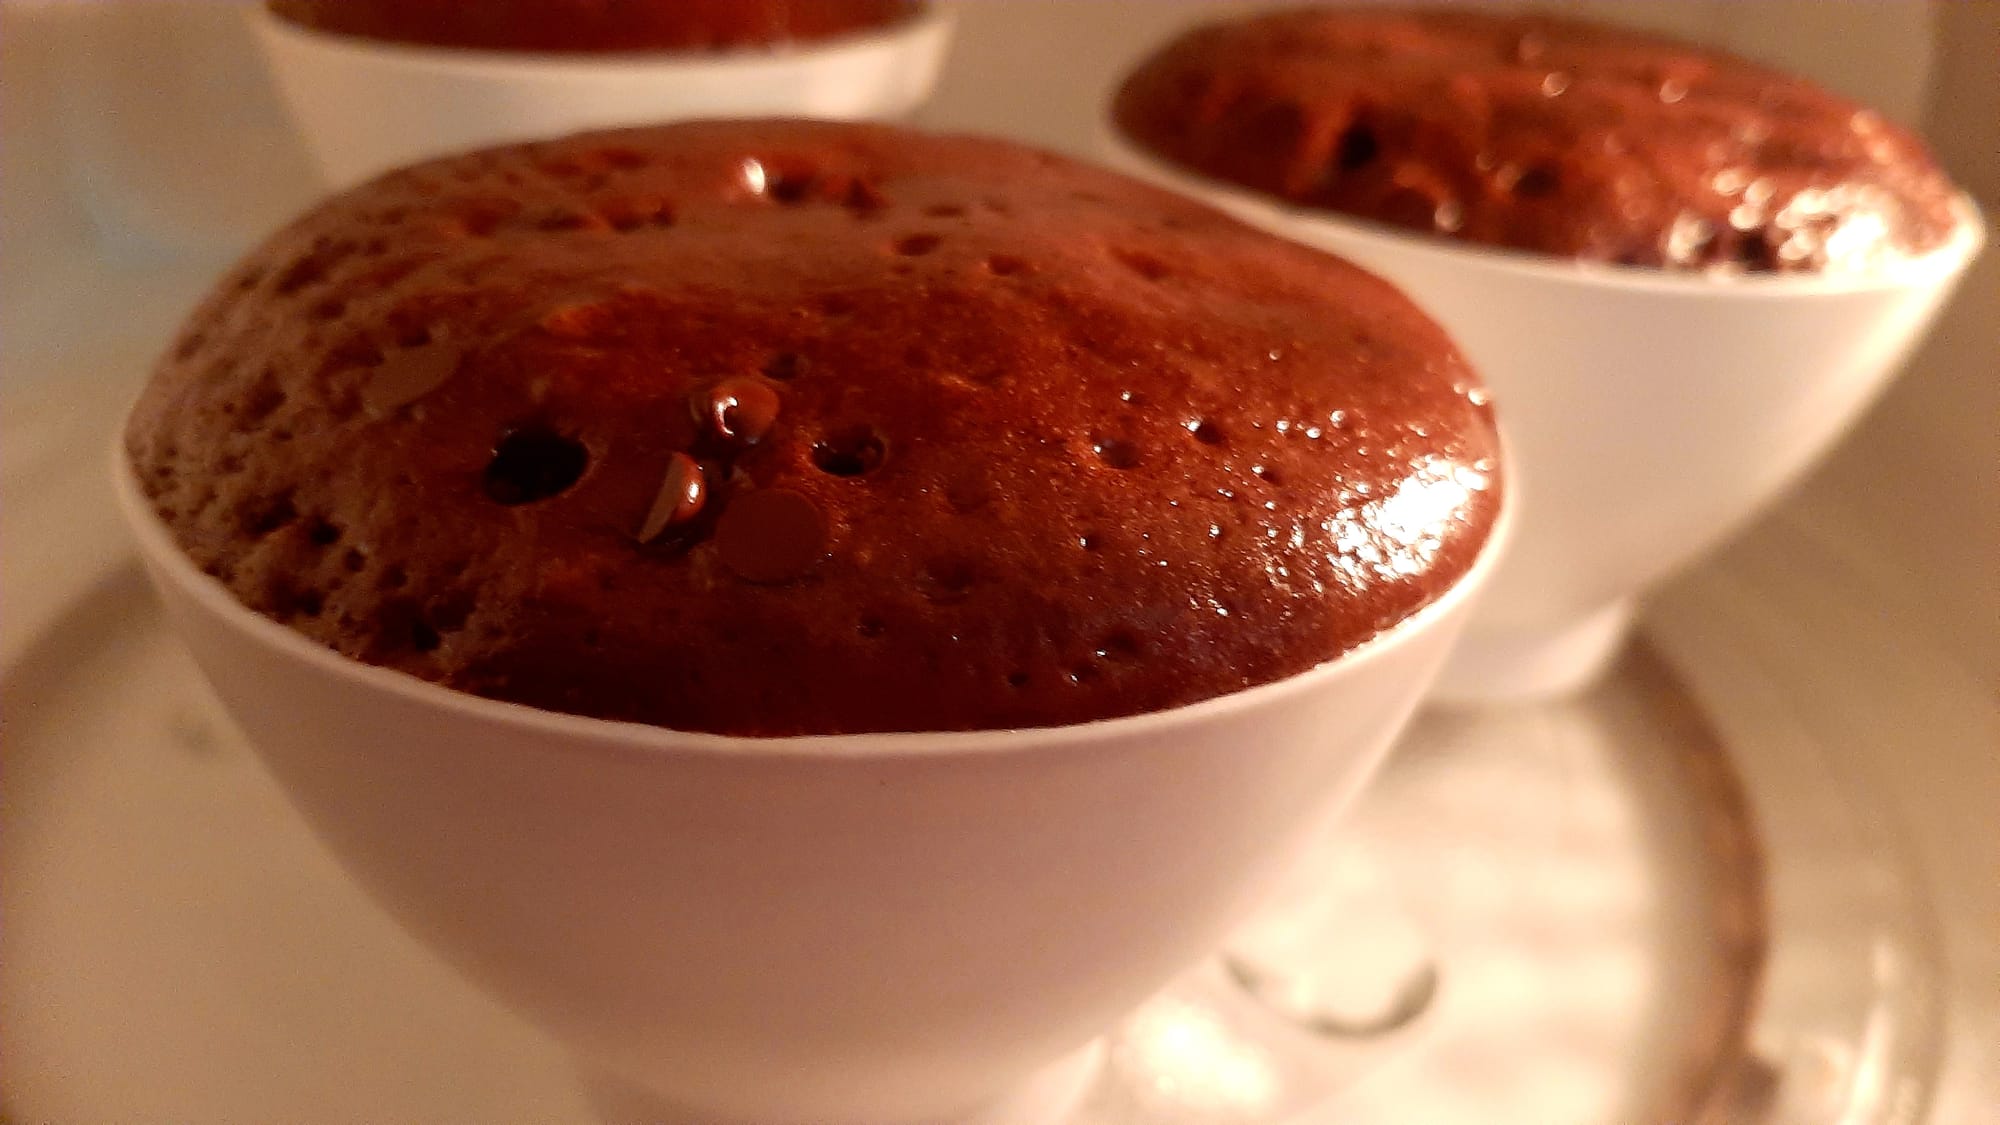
[[715, 488, 825, 584], [636, 452, 707, 543], [362, 342, 463, 417], [693, 376, 782, 446]]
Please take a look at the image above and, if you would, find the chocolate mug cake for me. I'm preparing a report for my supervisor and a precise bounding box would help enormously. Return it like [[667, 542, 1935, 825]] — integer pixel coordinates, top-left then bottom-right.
[[124, 119, 1503, 735], [1112, 6, 1963, 272]]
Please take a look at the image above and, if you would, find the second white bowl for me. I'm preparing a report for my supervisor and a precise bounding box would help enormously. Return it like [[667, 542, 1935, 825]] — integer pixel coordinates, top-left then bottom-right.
[[254, 5, 955, 188], [1102, 129, 1984, 701]]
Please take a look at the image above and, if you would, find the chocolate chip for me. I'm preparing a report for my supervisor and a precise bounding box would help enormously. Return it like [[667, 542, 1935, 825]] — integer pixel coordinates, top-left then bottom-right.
[[362, 342, 463, 418], [716, 488, 826, 585], [692, 376, 782, 446], [636, 452, 706, 543]]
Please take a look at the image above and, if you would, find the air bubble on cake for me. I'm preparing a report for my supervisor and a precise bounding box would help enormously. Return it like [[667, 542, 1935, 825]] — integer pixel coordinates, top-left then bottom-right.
[[407, 615, 442, 653], [842, 179, 888, 216], [918, 558, 978, 604], [1091, 435, 1142, 469], [533, 208, 602, 233], [330, 330, 384, 370], [238, 372, 288, 428], [812, 424, 886, 476], [1187, 418, 1225, 446], [1511, 164, 1559, 198], [288, 586, 326, 619], [600, 199, 680, 232], [597, 147, 649, 172], [238, 491, 297, 537], [1113, 249, 1171, 281], [273, 237, 362, 296], [273, 253, 328, 296], [305, 518, 342, 548], [1336, 121, 1380, 172], [427, 588, 477, 634], [1097, 631, 1142, 662], [769, 171, 817, 204], [484, 426, 589, 505], [762, 352, 808, 381]]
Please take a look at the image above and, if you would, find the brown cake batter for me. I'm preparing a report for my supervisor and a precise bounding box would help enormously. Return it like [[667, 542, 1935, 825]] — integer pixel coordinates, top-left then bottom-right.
[[126, 120, 1503, 735]]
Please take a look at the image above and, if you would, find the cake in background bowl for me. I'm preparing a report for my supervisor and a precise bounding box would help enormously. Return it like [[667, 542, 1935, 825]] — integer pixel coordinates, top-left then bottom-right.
[[255, 0, 953, 187], [1112, 6, 1962, 274], [1106, 6, 1984, 700], [116, 120, 1508, 1122], [266, 0, 928, 54]]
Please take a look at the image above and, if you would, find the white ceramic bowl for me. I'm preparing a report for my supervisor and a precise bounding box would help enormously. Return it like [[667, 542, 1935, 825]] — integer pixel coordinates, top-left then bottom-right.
[[1101, 129, 1984, 701], [253, 5, 955, 189], [114, 447, 1508, 1124]]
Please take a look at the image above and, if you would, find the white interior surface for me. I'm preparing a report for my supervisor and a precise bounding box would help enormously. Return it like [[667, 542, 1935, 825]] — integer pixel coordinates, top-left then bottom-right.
[[2, 2, 1993, 1121]]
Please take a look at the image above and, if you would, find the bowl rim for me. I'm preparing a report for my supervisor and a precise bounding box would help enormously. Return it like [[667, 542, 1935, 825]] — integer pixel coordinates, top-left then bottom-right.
[[112, 434, 1512, 760], [1097, 122, 1988, 299], [251, 3, 955, 77]]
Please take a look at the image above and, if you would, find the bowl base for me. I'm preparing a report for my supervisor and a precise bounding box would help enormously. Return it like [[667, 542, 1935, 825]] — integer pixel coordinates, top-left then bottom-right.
[[578, 1040, 1106, 1125], [1429, 600, 1634, 705]]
